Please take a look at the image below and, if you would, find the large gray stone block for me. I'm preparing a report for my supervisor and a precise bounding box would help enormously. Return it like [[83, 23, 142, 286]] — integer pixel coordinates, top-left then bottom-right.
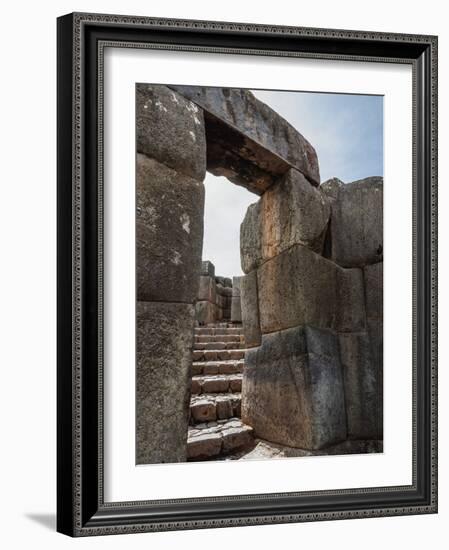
[[364, 262, 383, 321], [201, 260, 215, 277], [232, 276, 242, 296], [136, 301, 194, 464], [136, 84, 207, 181], [336, 267, 366, 332], [136, 154, 205, 303], [367, 319, 383, 438], [231, 296, 242, 323], [195, 300, 216, 325], [170, 86, 320, 189], [240, 202, 262, 274], [241, 326, 347, 449], [321, 176, 383, 267], [197, 275, 216, 303], [257, 244, 366, 334], [240, 169, 330, 273], [240, 270, 261, 348], [339, 332, 380, 439]]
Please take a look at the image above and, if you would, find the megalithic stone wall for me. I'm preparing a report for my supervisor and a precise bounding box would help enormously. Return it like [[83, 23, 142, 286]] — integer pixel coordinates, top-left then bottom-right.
[[240, 170, 383, 449], [195, 261, 238, 325], [136, 84, 207, 464]]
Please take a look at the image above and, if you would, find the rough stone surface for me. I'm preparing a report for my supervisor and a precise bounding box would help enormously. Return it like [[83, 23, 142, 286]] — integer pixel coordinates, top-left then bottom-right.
[[336, 267, 366, 332], [187, 419, 254, 460], [339, 333, 379, 439], [363, 262, 383, 438], [195, 300, 216, 325], [222, 425, 253, 453], [201, 260, 215, 277], [240, 202, 262, 274], [257, 244, 366, 334], [257, 245, 338, 334], [321, 176, 383, 267], [364, 262, 383, 321], [136, 154, 205, 303], [241, 438, 382, 460], [232, 276, 242, 296], [190, 399, 217, 422], [187, 432, 222, 459], [242, 325, 347, 450], [240, 169, 330, 273], [170, 85, 320, 190], [137, 84, 206, 180], [136, 301, 194, 464], [240, 270, 261, 347], [198, 275, 216, 303], [231, 296, 242, 323]]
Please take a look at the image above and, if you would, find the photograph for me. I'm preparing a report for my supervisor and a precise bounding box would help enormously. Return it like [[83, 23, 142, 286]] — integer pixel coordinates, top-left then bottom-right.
[[135, 83, 384, 464]]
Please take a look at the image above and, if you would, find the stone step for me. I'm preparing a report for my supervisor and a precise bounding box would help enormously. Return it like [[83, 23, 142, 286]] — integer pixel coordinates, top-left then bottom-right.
[[191, 374, 242, 395], [195, 334, 243, 344], [187, 419, 254, 460], [190, 393, 241, 422], [192, 349, 246, 362], [194, 341, 245, 351], [194, 327, 243, 336], [191, 359, 244, 376]]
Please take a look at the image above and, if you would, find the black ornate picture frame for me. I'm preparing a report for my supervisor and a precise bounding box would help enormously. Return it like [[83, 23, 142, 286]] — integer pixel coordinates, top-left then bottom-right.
[[57, 12, 438, 536]]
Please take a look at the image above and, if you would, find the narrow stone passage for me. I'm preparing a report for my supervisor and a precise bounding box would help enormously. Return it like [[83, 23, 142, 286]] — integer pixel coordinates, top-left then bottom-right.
[[187, 323, 255, 460]]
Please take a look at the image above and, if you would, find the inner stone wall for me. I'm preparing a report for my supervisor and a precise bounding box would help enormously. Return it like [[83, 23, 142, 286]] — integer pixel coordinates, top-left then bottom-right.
[[195, 261, 242, 325], [240, 173, 383, 449]]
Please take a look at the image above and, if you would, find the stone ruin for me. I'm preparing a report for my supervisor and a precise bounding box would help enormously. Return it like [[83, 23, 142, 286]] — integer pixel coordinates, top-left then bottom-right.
[[195, 261, 242, 325], [135, 83, 383, 464]]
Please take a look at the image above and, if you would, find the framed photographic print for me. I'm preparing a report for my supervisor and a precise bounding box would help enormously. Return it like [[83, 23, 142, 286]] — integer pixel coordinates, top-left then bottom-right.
[[57, 12, 438, 536]]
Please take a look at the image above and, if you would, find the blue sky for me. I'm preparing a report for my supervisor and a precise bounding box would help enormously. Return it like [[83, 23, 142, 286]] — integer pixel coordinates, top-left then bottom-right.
[[202, 90, 383, 277]]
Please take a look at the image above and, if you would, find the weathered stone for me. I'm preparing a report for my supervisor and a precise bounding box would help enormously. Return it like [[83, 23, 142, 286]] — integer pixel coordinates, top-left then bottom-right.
[[240, 202, 262, 273], [230, 295, 242, 323], [224, 277, 232, 288], [257, 244, 335, 334], [202, 377, 229, 393], [216, 397, 233, 419], [257, 244, 366, 334], [137, 84, 206, 180], [195, 301, 216, 325], [187, 432, 222, 459], [136, 301, 194, 464], [204, 350, 218, 361], [240, 270, 261, 348], [339, 333, 380, 439], [136, 154, 205, 302], [367, 318, 383, 439], [198, 275, 216, 303], [202, 363, 219, 375], [336, 267, 366, 332], [201, 260, 215, 277], [242, 325, 346, 450], [364, 262, 383, 321], [232, 276, 242, 296], [215, 276, 225, 287], [170, 86, 320, 191], [321, 176, 383, 267], [191, 378, 202, 395], [222, 425, 253, 453], [240, 169, 330, 273], [190, 399, 216, 422], [229, 376, 242, 392]]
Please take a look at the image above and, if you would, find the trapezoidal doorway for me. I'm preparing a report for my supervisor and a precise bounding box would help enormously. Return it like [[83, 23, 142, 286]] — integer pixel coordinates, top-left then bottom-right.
[[135, 83, 383, 464]]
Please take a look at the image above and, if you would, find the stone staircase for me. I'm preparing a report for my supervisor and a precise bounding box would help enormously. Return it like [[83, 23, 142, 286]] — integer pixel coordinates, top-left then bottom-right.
[[187, 323, 255, 460]]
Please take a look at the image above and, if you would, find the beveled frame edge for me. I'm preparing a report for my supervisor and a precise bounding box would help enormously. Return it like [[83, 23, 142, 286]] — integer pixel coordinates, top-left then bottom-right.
[[57, 11, 438, 537]]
